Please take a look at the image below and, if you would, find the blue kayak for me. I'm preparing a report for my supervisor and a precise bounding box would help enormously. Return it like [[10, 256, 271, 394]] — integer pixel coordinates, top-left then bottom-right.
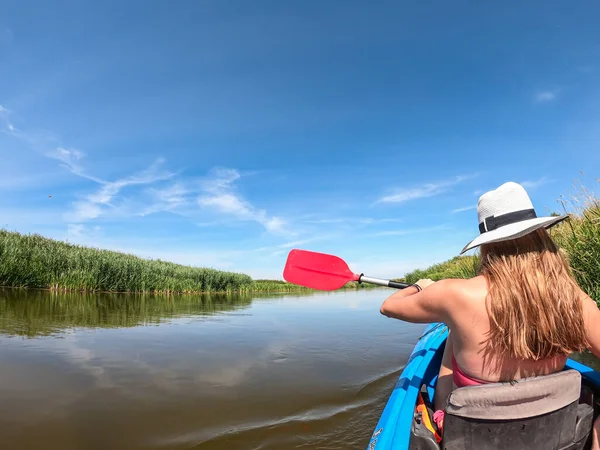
[[367, 323, 600, 450]]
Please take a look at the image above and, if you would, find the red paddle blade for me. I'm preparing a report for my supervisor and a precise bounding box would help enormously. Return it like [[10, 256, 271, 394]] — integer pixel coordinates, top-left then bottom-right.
[[283, 249, 360, 290]]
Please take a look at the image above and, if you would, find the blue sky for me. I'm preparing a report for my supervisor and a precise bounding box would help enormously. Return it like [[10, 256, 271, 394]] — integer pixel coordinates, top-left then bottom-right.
[[1, 1, 599, 279]]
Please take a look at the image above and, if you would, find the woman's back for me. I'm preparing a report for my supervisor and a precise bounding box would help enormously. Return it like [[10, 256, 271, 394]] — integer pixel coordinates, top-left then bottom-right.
[[447, 275, 568, 384]]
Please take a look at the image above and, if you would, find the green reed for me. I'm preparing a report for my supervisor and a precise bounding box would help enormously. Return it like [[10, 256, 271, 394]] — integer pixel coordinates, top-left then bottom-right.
[[0, 230, 254, 293], [550, 178, 600, 303], [403, 255, 479, 284], [0, 231, 348, 293]]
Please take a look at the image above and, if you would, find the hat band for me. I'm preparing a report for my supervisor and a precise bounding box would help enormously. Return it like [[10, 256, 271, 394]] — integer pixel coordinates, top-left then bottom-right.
[[479, 208, 537, 234]]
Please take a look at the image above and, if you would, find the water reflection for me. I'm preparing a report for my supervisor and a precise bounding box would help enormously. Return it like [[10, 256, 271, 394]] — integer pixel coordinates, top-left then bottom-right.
[[0, 288, 254, 337]]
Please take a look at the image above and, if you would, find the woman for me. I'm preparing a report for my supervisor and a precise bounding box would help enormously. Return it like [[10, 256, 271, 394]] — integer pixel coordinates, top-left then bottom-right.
[[379, 181, 600, 447]]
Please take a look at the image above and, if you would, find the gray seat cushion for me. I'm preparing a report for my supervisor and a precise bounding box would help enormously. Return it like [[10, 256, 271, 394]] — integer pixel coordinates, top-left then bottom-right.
[[441, 370, 592, 450], [446, 369, 581, 420]]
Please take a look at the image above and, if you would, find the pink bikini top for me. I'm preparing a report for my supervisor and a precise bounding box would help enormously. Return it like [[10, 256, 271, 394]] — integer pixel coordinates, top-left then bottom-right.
[[434, 353, 493, 431], [451, 353, 491, 387]]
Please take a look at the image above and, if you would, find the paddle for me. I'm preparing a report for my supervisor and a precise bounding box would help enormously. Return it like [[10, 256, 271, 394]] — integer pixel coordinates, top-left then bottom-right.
[[283, 249, 411, 291]]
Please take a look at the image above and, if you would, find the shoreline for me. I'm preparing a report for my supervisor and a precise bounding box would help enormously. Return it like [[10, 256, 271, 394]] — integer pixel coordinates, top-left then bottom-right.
[[0, 284, 313, 295], [0, 282, 375, 296]]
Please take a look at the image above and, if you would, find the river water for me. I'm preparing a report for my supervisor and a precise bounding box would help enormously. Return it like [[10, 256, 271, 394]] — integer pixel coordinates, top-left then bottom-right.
[[0, 288, 428, 450]]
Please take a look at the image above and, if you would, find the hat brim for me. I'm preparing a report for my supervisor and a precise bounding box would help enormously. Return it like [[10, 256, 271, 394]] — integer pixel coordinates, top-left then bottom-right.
[[460, 215, 569, 254]]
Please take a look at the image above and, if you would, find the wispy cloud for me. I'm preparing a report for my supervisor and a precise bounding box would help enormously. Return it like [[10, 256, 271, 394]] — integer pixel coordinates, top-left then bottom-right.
[[67, 223, 86, 239], [2, 105, 95, 182], [276, 239, 313, 249], [139, 183, 189, 216], [67, 158, 175, 222], [47, 147, 89, 178], [305, 217, 402, 225], [3, 104, 188, 224], [376, 175, 476, 204], [69, 202, 103, 221], [452, 205, 476, 214], [65, 224, 104, 244], [534, 90, 559, 103], [0, 104, 16, 134], [520, 176, 553, 190], [251, 236, 330, 258], [372, 224, 451, 237], [198, 167, 287, 234], [195, 220, 226, 228], [0, 104, 63, 150], [3, 107, 288, 235], [90, 159, 172, 204]]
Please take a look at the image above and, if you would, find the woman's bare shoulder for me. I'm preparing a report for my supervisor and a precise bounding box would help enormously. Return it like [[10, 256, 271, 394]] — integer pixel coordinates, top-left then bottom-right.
[[432, 277, 489, 329], [432, 275, 488, 300]]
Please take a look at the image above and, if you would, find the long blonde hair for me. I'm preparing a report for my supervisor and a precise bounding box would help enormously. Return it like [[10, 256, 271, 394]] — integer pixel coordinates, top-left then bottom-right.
[[479, 228, 588, 360]]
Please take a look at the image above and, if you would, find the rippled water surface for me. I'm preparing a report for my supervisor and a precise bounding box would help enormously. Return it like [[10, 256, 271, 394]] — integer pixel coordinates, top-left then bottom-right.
[[0, 288, 428, 450]]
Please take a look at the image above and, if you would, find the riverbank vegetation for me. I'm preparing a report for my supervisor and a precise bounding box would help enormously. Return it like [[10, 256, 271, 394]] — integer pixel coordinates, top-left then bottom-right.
[[0, 230, 375, 294], [403, 255, 479, 284], [551, 180, 600, 302], [0, 230, 254, 293], [0, 230, 316, 293], [402, 179, 600, 303]]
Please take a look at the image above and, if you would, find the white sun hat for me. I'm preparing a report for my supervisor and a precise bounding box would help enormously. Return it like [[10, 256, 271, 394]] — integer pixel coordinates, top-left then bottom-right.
[[460, 181, 569, 254]]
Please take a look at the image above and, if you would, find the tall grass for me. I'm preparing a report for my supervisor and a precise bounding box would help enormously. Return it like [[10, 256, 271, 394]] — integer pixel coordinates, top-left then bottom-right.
[[402, 178, 599, 303], [550, 179, 600, 302], [403, 256, 479, 284], [0, 230, 383, 294], [0, 230, 254, 293], [250, 280, 313, 292], [0, 231, 357, 293]]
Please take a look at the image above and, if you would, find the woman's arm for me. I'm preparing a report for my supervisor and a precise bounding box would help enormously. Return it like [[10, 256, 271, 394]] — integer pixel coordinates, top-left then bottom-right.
[[435, 331, 455, 413], [380, 278, 457, 324]]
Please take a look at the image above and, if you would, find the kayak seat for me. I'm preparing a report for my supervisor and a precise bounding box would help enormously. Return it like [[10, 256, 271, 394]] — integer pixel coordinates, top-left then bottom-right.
[[442, 369, 593, 450]]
